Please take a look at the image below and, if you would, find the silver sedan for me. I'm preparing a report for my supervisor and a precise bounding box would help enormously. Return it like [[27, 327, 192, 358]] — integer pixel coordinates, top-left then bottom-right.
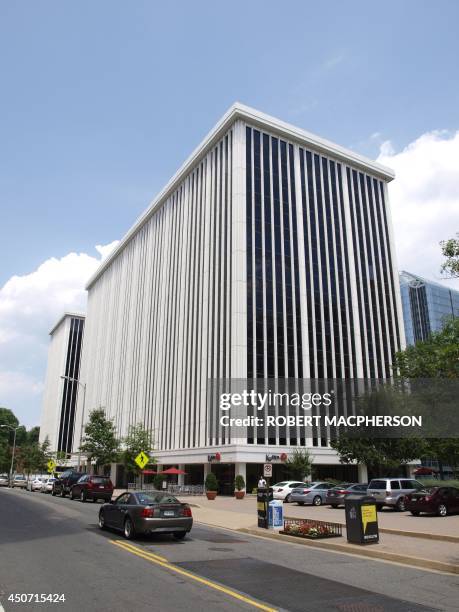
[[290, 482, 335, 506]]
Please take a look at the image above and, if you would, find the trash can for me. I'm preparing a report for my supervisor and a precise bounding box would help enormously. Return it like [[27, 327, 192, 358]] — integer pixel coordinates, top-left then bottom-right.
[[344, 495, 379, 545], [257, 487, 272, 529], [268, 499, 284, 529]]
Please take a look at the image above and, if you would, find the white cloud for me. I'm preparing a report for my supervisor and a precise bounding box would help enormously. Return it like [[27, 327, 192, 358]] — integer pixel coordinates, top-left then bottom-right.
[[0, 241, 118, 427], [377, 130, 459, 290]]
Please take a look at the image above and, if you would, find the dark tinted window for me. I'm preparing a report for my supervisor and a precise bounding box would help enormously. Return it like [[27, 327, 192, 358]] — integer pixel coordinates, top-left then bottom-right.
[[136, 492, 179, 505], [391, 481, 400, 490], [92, 477, 110, 484], [369, 480, 386, 489]]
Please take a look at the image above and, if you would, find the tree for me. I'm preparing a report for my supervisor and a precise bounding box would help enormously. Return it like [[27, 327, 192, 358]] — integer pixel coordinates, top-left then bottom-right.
[[80, 409, 120, 468], [440, 233, 459, 279], [393, 317, 459, 479], [285, 449, 313, 481], [120, 423, 155, 477]]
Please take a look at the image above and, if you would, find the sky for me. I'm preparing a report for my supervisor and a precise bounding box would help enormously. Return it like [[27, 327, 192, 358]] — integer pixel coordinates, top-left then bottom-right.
[[0, 1, 458, 427]]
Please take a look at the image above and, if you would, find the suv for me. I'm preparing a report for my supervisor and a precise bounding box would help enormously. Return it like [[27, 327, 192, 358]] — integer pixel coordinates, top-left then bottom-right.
[[70, 475, 114, 503], [367, 478, 424, 511], [52, 470, 85, 498]]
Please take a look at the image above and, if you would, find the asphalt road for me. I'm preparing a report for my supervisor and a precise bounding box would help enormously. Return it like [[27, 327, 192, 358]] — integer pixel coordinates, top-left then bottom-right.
[[0, 488, 457, 612]]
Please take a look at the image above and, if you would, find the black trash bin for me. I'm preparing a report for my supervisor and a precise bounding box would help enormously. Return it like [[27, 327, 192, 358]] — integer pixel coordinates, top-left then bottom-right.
[[344, 495, 379, 545], [257, 487, 273, 529]]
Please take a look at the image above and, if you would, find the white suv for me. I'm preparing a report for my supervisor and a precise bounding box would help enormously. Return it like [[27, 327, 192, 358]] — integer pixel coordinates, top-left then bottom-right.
[[367, 478, 424, 511]]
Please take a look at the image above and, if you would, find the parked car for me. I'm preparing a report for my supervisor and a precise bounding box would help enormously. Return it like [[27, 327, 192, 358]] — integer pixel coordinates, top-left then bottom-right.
[[326, 483, 369, 508], [290, 482, 335, 506], [70, 475, 114, 503], [11, 474, 27, 489], [0, 473, 9, 487], [52, 470, 85, 497], [41, 477, 57, 493], [407, 486, 459, 517], [99, 491, 193, 540], [28, 476, 48, 492], [272, 481, 305, 502], [367, 478, 424, 511]]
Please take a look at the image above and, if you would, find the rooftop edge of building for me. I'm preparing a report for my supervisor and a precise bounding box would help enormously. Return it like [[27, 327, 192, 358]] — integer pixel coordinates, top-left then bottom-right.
[[49, 311, 86, 336], [85, 102, 396, 291]]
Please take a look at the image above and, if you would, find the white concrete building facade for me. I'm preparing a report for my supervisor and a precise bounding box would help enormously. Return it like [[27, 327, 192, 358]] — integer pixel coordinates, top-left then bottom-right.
[[77, 104, 404, 491], [40, 313, 85, 455]]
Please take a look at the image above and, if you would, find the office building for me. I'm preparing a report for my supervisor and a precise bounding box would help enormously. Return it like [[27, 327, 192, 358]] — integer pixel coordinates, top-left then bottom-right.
[[72, 104, 404, 490], [400, 271, 459, 345], [39, 313, 85, 454]]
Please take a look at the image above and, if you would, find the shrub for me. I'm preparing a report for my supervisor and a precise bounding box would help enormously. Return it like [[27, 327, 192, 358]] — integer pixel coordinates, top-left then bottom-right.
[[205, 472, 218, 491], [234, 475, 245, 491], [153, 474, 165, 490]]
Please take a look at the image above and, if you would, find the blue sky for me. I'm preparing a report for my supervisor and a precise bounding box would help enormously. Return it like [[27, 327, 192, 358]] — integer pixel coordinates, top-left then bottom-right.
[[1, 1, 458, 426]]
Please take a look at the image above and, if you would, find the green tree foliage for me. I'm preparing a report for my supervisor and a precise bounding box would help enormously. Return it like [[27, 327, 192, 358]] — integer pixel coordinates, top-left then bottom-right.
[[394, 318, 459, 379], [120, 423, 155, 476], [80, 408, 120, 468], [205, 472, 218, 491], [285, 449, 313, 480], [440, 233, 459, 279], [153, 473, 165, 490], [330, 437, 428, 472]]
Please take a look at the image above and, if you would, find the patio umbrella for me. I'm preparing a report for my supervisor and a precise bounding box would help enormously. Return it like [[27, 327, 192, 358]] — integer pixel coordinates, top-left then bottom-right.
[[160, 467, 187, 475], [141, 470, 158, 475]]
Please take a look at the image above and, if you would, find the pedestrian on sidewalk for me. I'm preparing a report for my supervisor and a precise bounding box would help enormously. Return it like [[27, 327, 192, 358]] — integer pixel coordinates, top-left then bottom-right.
[[258, 476, 267, 489]]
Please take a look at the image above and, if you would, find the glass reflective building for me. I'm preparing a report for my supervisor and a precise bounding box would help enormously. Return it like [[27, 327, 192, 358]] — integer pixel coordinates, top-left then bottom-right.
[[400, 271, 459, 345]]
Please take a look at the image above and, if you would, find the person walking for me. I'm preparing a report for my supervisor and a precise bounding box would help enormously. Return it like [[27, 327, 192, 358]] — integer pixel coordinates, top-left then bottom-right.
[[258, 476, 267, 488]]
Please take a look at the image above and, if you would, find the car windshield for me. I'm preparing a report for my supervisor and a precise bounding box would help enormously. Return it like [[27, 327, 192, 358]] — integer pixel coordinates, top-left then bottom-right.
[[136, 492, 179, 505], [14, 475, 25, 480], [92, 477, 110, 484], [274, 482, 288, 487]]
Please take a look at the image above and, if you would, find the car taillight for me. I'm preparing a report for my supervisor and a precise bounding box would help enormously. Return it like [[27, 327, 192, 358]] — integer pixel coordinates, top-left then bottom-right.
[[142, 507, 155, 518], [181, 505, 192, 517], [338, 490, 347, 494], [303, 489, 310, 494], [277, 488, 283, 492]]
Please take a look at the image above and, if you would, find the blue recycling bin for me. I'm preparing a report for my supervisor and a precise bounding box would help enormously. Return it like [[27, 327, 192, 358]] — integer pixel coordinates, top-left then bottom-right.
[[268, 499, 284, 529]]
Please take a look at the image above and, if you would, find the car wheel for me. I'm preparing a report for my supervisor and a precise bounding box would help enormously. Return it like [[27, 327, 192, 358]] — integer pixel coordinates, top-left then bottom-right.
[[60, 488, 65, 498], [51, 489, 56, 496], [69, 489, 74, 500], [395, 497, 406, 512], [285, 494, 291, 503], [410, 511, 420, 516], [124, 517, 135, 540], [437, 504, 448, 517], [98, 511, 106, 530], [80, 490, 86, 503], [313, 495, 322, 506], [173, 532, 187, 540]]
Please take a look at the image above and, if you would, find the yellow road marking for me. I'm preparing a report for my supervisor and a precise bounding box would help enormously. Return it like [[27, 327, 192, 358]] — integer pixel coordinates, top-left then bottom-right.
[[114, 539, 168, 562], [110, 539, 277, 612]]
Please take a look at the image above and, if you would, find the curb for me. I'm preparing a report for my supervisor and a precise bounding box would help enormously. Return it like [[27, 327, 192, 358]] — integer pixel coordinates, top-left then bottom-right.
[[284, 515, 459, 544], [238, 527, 459, 575]]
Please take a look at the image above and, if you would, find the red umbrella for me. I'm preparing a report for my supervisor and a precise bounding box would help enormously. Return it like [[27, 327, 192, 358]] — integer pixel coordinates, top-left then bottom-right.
[[160, 467, 187, 475], [142, 470, 158, 475], [414, 467, 437, 475]]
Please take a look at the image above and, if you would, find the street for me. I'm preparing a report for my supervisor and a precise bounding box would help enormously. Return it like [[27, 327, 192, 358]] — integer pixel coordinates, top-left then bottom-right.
[[0, 488, 457, 612]]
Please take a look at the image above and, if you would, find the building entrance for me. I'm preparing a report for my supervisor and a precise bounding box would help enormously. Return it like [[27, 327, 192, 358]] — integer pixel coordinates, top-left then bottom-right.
[[211, 463, 235, 495]]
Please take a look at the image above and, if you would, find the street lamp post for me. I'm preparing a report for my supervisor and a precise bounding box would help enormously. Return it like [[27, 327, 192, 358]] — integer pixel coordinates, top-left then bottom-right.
[[60, 376, 87, 471], [0, 424, 20, 485]]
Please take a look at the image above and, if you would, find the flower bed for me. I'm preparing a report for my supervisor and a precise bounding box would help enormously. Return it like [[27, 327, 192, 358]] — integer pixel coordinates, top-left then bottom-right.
[[280, 518, 342, 539]]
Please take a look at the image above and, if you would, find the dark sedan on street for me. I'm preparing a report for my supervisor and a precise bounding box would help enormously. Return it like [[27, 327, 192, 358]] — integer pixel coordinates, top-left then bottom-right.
[[326, 483, 369, 508], [99, 491, 193, 540], [407, 486, 459, 517]]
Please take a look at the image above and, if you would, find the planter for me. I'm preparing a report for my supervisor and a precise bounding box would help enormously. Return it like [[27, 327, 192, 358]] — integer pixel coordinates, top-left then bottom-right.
[[280, 518, 342, 540], [206, 491, 217, 500], [234, 490, 245, 499]]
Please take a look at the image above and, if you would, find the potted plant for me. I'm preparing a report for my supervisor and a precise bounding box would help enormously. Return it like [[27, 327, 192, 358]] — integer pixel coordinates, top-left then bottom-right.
[[234, 475, 245, 499], [205, 472, 218, 500]]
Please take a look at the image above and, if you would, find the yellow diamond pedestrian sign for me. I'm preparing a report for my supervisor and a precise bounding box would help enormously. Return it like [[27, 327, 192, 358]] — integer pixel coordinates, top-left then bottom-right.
[[135, 451, 149, 470], [47, 460, 56, 473]]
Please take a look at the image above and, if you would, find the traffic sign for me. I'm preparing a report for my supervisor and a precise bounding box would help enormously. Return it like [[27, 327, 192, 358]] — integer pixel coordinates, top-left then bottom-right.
[[47, 460, 56, 473], [135, 451, 149, 470], [263, 463, 272, 478]]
